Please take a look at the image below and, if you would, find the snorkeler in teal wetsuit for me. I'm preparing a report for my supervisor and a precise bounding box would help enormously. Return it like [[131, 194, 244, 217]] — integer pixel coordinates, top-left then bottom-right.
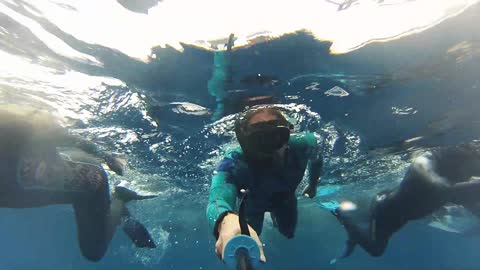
[[206, 107, 323, 262], [0, 105, 157, 261]]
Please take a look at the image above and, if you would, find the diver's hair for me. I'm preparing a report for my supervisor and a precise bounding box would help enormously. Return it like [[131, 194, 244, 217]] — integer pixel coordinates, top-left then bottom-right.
[[234, 107, 288, 139]]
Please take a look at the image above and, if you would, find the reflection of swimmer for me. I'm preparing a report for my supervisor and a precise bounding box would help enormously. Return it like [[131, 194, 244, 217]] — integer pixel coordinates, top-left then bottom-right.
[[325, 0, 359, 11], [208, 33, 235, 121], [332, 141, 480, 261], [326, 0, 412, 10], [0, 105, 157, 261], [377, 0, 417, 6], [208, 35, 276, 121], [206, 107, 324, 262]]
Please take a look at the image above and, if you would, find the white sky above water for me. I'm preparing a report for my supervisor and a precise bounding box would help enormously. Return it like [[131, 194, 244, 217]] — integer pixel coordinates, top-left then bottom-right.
[[1, 0, 479, 61]]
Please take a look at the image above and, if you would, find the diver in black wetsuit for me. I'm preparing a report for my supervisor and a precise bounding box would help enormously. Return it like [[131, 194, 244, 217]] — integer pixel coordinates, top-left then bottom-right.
[[0, 105, 157, 261], [332, 141, 480, 260]]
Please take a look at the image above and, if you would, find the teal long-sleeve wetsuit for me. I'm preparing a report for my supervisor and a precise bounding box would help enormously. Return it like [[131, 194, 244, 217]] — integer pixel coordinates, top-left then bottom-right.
[[206, 132, 323, 239]]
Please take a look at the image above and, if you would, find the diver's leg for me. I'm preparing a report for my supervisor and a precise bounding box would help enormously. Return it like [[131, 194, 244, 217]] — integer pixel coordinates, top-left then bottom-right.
[[73, 190, 111, 262], [72, 163, 113, 262], [449, 177, 480, 217], [449, 177, 480, 205], [74, 188, 156, 260], [71, 154, 157, 258], [381, 155, 450, 220], [270, 193, 297, 239], [334, 154, 450, 257]]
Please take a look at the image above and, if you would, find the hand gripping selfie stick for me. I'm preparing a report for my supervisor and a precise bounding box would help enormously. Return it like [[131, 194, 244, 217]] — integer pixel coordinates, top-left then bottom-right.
[[224, 189, 261, 270]]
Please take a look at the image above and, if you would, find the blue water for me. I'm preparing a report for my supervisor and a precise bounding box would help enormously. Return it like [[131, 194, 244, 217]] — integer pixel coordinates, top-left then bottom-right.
[[1, 1, 480, 269]]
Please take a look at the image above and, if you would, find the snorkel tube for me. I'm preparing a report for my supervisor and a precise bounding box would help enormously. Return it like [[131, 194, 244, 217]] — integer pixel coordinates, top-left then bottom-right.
[[223, 189, 261, 270]]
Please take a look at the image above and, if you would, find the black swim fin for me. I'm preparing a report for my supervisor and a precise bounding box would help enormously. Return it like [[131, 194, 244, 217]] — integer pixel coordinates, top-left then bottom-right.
[[114, 185, 157, 203], [331, 196, 393, 258], [329, 239, 356, 264], [122, 217, 156, 248]]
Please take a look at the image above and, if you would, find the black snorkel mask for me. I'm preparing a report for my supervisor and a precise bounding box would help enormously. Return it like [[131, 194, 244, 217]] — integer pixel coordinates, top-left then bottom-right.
[[243, 120, 292, 154], [235, 111, 294, 166]]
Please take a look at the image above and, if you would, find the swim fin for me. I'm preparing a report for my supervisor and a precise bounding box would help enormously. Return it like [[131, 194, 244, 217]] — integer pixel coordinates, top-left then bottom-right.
[[330, 239, 356, 264], [122, 217, 156, 248], [332, 192, 403, 259]]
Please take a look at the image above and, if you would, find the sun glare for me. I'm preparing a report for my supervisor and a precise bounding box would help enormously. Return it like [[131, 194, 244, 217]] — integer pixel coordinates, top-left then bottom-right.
[[2, 0, 479, 60]]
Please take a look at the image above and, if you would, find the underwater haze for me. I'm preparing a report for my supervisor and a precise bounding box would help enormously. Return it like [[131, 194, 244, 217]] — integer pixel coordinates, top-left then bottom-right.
[[1, 0, 480, 269]]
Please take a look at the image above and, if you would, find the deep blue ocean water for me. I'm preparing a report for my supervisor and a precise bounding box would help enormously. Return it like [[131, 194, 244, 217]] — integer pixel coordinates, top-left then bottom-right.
[[1, 1, 480, 269]]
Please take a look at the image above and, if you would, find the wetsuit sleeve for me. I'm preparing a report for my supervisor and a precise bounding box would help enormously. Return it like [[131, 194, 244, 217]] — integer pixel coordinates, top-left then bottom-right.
[[57, 134, 108, 158], [56, 133, 129, 176], [206, 157, 238, 238], [305, 132, 323, 187]]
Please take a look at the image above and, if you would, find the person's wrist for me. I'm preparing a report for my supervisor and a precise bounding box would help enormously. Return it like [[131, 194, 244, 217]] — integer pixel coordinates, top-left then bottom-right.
[[213, 211, 237, 239], [218, 213, 238, 233]]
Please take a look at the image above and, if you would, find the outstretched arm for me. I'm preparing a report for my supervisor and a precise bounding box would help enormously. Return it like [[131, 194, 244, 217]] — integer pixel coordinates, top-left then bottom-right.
[[206, 159, 238, 236], [206, 157, 267, 262]]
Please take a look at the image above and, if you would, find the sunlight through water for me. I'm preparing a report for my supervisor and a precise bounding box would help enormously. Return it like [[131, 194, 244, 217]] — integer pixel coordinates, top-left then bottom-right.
[[7, 0, 479, 60]]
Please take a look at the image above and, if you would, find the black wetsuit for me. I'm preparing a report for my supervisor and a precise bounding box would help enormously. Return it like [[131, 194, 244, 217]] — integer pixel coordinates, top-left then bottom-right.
[[0, 106, 155, 261], [381, 142, 480, 223], [0, 147, 115, 261], [335, 141, 480, 258]]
